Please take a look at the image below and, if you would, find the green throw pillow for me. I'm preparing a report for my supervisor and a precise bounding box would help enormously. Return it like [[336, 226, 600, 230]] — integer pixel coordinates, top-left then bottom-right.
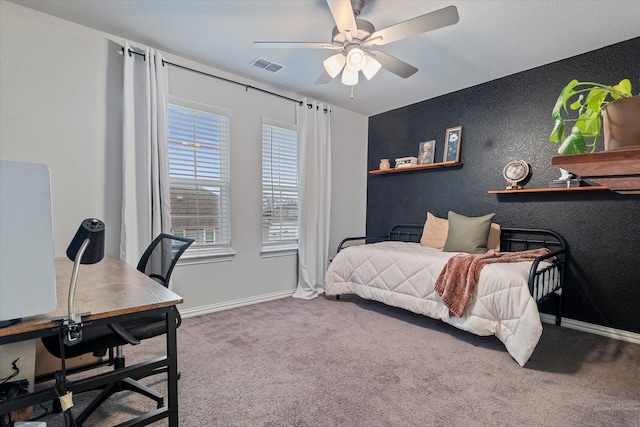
[[443, 211, 496, 254]]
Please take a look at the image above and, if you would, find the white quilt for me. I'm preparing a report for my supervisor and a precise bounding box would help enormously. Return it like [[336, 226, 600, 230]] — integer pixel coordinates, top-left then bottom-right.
[[325, 241, 545, 366]]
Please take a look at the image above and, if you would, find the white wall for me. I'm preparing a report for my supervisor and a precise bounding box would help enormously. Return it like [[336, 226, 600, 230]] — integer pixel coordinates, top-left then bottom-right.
[[329, 110, 368, 257], [0, 0, 367, 313]]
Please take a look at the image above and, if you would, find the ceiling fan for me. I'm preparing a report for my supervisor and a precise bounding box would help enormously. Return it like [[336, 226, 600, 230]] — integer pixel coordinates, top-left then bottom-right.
[[254, 0, 459, 86]]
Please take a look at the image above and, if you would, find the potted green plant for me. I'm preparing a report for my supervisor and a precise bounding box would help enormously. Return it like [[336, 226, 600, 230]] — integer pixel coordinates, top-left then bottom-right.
[[549, 78, 639, 154]]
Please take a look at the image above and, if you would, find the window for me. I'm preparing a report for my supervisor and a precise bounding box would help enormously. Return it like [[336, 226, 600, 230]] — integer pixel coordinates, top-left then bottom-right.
[[261, 119, 298, 252], [167, 100, 232, 256]]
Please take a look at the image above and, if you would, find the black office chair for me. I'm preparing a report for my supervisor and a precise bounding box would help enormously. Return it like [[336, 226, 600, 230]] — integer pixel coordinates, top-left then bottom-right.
[[41, 233, 194, 425]]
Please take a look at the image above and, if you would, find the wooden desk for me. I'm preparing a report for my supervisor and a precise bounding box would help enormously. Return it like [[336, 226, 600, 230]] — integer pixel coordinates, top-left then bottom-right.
[[0, 256, 183, 426]]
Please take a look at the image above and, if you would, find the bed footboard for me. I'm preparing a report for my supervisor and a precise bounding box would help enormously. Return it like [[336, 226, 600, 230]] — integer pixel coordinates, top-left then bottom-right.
[[335, 224, 568, 326]]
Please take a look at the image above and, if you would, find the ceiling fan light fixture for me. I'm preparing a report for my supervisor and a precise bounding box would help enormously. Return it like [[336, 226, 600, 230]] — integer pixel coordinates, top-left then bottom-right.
[[345, 47, 366, 71], [362, 55, 382, 80], [341, 67, 359, 86], [255, 3, 460, 93], [323, 53, 346, 78]]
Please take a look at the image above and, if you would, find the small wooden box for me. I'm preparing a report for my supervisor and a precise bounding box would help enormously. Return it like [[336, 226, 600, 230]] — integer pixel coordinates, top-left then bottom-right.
[[35, 339, 102, 378]]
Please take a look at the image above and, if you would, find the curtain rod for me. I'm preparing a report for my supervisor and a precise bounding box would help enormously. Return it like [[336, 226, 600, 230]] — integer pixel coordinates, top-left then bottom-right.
[[122, 47, 306, 107]]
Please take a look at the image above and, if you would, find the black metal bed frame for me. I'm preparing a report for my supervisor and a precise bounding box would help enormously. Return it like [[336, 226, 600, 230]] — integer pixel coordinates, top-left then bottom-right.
[[337, 224, 568, 326]]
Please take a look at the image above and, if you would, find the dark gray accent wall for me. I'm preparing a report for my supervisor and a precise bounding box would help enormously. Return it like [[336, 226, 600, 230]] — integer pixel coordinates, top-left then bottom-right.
[[367, 37, 640, 333]]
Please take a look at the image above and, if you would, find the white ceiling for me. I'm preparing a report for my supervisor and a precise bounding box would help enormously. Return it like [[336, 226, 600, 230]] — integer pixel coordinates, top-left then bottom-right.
[[10, 0, 640, 116]]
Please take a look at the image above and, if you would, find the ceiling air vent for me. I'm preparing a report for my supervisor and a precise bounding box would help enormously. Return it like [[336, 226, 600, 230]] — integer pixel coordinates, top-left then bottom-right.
[[251, 57, 285, 73]]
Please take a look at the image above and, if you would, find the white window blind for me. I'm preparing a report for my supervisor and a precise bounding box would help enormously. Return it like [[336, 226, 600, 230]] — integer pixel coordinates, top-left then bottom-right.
[[167, 102, 231, 252], [261, 120, 298, 249]]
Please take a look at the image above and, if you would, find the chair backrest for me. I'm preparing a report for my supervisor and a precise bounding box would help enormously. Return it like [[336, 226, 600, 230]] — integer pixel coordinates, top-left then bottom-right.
[[136, 234, 194, 287]]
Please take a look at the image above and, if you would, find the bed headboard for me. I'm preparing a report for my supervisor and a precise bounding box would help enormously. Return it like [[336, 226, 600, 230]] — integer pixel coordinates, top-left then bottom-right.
[[498, 228, 567, 253], [387, 223, 568, 253], [338, 223, 567, 254], [388, 223, 423, 243]]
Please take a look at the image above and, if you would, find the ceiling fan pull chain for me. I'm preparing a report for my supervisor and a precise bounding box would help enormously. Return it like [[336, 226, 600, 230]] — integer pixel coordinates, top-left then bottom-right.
[[350, 85, 354, 100]]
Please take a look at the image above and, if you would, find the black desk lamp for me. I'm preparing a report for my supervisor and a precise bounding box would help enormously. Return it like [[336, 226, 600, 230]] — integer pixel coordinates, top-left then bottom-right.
[[63, 218, 105, 345]]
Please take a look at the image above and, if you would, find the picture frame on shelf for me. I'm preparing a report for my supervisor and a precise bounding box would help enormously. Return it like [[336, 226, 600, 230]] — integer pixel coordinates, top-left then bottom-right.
[[417, 140, 436, 165], [443, 126, 462, 162]]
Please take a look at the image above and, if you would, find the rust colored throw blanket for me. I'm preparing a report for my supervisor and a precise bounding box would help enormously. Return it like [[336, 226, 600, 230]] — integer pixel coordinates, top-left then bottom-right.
[[434, 248, 549, 317]]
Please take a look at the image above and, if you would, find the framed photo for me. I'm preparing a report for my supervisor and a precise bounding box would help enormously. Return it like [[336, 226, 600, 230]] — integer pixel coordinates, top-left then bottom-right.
[[443, 126, 462, 163], [417, 140, 436, 165]]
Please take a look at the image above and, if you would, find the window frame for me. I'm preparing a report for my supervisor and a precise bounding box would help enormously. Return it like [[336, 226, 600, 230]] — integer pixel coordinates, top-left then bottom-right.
[[167, 97, 235, 263], [261, 117, 299, 257]]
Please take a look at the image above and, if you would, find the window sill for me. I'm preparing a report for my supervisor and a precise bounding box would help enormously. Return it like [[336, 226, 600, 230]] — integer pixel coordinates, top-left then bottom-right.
[[177, 247, 236, 265], [260, 245, 298, 258]]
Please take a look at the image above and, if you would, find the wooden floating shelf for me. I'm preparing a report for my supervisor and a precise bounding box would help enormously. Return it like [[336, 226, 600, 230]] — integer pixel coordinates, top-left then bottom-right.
[[551, 147, 640, 194], [488, 186, 607, 194], [369, 161, 462, 175]]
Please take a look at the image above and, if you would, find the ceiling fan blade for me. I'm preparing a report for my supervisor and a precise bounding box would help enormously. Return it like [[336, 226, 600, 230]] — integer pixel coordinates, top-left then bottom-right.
[[254, 42, 339, 50], [315, 71, 334, 85], [326, 0, 358, 40], [368, 5, 459, 46], [369, 50, 418, 78]]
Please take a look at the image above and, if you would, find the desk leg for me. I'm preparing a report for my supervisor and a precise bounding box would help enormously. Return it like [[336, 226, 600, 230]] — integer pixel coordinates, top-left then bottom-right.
[[166, 306, 179, 426]]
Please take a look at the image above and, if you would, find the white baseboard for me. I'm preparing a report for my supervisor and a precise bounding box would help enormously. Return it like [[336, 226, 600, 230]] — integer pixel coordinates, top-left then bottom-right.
[[540, 313, 640, 345], [180, 289, 295, 319]]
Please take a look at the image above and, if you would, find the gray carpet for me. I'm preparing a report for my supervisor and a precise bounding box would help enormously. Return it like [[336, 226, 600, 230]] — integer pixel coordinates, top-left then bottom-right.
[[33, 295, 640, 426]]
